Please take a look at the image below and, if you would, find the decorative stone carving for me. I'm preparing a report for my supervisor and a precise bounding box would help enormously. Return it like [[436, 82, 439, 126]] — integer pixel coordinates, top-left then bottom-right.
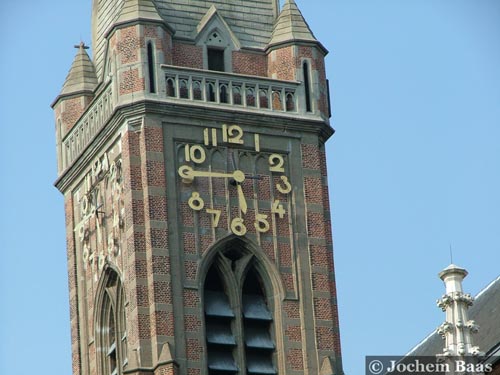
[[457, 343, 466, 355], [454, 292, 474, 306], [436, 294, 452, 311], [466, 320, 480, 334], [74, 146, 124, 275], [470, 346, 485, 356], [437, 321, 453, 339]]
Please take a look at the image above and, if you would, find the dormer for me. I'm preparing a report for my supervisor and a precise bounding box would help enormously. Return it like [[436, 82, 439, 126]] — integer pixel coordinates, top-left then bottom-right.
[[194, 6, 241, 72]]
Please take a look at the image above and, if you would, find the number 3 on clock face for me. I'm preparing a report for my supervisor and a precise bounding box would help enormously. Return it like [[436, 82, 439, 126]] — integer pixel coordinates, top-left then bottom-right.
[[178, 124, 293, 237]]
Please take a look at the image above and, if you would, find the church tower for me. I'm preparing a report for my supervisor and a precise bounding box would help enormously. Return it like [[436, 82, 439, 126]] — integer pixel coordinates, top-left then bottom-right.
[[52, 1, 343, 375]]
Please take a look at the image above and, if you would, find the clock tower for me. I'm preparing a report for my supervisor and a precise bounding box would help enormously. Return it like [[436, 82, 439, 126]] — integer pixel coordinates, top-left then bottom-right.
[[53, 1, 343, 375]]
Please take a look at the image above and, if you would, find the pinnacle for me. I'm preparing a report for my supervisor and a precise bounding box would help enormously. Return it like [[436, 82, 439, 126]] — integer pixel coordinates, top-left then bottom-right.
[[60, 42, 97, 96]]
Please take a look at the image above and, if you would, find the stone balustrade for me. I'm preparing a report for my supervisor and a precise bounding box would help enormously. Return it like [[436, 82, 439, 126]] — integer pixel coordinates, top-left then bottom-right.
[[61, 83, 113, 171], [163, 65, 303, 115], [60, 67, 314, 172]]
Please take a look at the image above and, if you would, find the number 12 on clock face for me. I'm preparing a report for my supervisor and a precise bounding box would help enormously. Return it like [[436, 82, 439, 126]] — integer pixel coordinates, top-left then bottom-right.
[[203, 124, 260, 152]]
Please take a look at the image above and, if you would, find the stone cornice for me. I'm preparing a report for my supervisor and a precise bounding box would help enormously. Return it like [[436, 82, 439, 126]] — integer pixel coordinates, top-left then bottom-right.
[[54, 99, 334, 193]]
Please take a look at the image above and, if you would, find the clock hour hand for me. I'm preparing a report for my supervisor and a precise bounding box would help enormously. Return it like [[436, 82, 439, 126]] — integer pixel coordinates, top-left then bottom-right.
[[237, 184, 247, 214]]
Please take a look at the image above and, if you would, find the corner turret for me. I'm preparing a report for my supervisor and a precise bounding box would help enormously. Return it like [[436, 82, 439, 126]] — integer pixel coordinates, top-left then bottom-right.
[[52, 42, 97, 173], [267, 0, 330, 120]]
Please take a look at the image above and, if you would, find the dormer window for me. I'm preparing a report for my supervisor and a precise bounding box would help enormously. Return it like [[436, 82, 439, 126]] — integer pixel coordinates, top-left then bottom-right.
[[206, 30, 226, 72], [195, 6, 240, 73], [200, 26, 234, 73], [208, 47, 225, 72]]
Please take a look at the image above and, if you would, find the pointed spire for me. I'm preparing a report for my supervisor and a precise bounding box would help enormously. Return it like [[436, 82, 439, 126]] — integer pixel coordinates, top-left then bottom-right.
[[116, 0, 163, 25], [60, 42, 97, 96], [269, 0, 321, 48]]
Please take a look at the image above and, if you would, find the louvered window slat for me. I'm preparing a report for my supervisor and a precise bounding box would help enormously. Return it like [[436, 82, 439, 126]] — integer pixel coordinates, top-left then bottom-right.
[[242, 294, 272, 320], [246, 352, 276, 375], [205, 291, 235, 317], [207, 349, 238, 372], [207, 322, 237, 346], [244, 326, 274, 349]]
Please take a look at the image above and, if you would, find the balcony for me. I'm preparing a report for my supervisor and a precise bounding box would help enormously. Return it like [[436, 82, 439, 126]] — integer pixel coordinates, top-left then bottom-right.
[[60, 66, 318, 173], [162, 65, 304, 115], [60, 82, 113, 172]]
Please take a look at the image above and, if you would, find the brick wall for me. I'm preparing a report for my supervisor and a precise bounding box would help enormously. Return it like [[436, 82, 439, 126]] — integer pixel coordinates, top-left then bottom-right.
[[268, 46, 295, 81], [268, 45, 329, 118], [60, 17, 339, 375], [302, 142, 342, 358], [232, 50, 267, 76], [55, 95, 94, 136], [172, 42, 203, 69]]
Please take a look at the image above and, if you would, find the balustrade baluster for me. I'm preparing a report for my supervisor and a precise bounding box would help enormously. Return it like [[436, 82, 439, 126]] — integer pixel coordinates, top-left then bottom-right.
[[281, 88, 286, 112], [215, 78, 220, 103]]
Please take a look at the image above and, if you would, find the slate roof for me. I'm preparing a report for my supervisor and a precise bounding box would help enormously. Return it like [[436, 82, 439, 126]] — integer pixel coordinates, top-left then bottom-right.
[[60, 42, 98, 96], [408, 276, 500, 357], [154, 0, 277, 49], [116, 0, 163, 25], [92, 0, 280, 80], [269, 0, 318, 48]]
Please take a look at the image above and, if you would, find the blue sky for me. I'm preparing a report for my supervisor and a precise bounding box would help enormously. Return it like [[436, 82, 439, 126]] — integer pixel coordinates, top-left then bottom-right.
[[1, 1, 499, 375]]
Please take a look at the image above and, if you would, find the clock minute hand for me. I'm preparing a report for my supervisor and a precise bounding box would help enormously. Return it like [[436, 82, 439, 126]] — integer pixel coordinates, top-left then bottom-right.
[[191, 170, 235, 179], [178, 165, 246, 182], [178, 165, 248, 214]]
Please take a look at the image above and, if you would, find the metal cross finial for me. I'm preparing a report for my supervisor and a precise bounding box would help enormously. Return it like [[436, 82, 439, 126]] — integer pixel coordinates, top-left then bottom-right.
[[74, 41, 89, 50]]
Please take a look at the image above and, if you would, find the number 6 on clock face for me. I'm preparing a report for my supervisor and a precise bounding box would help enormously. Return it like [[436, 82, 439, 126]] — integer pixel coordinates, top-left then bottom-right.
[[231, 217, 247, 236]]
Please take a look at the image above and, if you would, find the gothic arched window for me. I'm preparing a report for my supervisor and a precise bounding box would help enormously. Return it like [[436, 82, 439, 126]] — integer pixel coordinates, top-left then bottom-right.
[[303, 61, 312, 112], [203, 247, 276, 375], [97, 269, 128, 375], [147, 41, 156, 93]]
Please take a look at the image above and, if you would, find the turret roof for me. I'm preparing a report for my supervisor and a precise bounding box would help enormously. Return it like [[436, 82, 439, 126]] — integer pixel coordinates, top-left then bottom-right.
[[269, 0, 320, 48], [60, 42, 97, 96], [116, 0, 163, 25]]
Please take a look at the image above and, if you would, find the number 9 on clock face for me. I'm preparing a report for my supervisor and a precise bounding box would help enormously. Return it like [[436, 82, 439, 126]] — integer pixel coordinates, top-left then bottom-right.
[[179, 124, 293, 236]]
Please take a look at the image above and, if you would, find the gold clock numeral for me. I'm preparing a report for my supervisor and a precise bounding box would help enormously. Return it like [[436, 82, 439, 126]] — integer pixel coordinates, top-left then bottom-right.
[[206, 208, 221, 228], [254, 134, 260, 152], [203, 128, 218, 147], [269, 154, 285, 172], [82, 244, 90, 264], [276, 175, 292, 194], [271, 199, 286, 218], [230, 217, 247, 236], [254, 213, 270, 233], [223, 124, 244, 144], [188, 192, 205, 211], [81, 194, 90, 215], [98, 253, 105, 270], [184, 144, 206, 164]]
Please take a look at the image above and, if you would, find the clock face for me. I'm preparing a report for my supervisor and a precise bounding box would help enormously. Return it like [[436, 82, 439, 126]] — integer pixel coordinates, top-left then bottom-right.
[[177, 124, 292, 237]]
